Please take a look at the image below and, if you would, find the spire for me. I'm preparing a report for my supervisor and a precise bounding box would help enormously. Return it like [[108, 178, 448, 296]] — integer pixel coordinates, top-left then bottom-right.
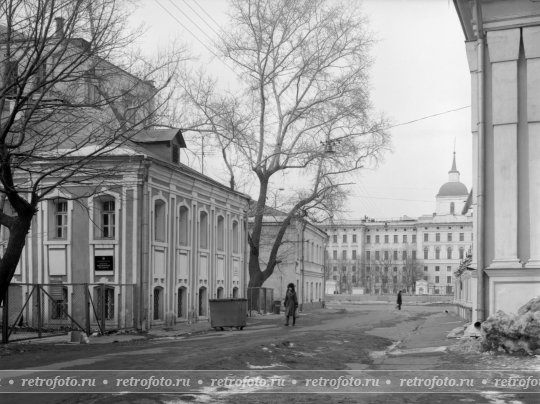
[[448, 151, 460, 182], [450, 151, 458, 173]]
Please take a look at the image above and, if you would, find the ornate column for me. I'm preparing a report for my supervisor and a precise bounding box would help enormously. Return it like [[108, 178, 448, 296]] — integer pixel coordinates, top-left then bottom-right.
[[523, 27, 540, 267], [487, 29, 521, 268]]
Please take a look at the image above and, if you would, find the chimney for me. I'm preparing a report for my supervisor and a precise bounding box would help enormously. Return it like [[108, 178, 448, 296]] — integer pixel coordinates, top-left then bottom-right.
[[55, 17, 65, 38]]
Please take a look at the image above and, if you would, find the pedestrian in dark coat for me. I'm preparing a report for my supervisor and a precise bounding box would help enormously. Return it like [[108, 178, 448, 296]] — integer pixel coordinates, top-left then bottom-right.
[[284, 283, 298, 326], [397, 290, 402, 310]]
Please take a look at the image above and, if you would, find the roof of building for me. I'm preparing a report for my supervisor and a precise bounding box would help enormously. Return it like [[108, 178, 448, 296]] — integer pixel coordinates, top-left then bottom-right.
[[131, 128, 187, 147], [437, 181, 469, 197]]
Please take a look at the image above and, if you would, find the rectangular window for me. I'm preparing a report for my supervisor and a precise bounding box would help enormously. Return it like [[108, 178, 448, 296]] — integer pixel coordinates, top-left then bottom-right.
[[375, 250, 380, 260], [424, 233, 428, 242], [333, 266, 337, 272], [333, 234, 337, 243], [384, 250, 389, 260], [352, 234, 357, 243], [435, 266, 440, 271], [172, 144, 180, 164], [352, 250, 357, 259], [402, 250, 407, 260], [101, 200, 115, 238], [447, 266, 452, 272], [50, 286, 68, 320], [424, 248, 428, 259], [424, 266, 428, 272], [447, 276, 452, 284], [412, 234, 416, 243], [412, 250, 416, 260], [448, 233, 452, 242], [375, 235, 380, 243], [403, 235, 407, 243], [384, 235, 389, 243], [343, 234, 347, 243], [333, 250, 337, 260], [5, 60, 19, 95], [436, 233, 440, 242], [366, 235, 371, 244], [394, 235, 398, 243], [393, 250, 398, 260], [435, 276, 440, 283], [55, 200, 68, 239], [366, 251, 371, 261], [342, 250, 347, 260], [459, 233, 464, 242]]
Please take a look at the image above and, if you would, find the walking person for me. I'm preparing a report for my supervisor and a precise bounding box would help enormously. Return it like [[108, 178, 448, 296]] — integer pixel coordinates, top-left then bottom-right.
[[397, 290, 402, 310], [284, 283, 298, 326]]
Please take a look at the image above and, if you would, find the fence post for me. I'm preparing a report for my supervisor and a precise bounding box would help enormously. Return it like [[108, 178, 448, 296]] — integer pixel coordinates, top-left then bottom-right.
[[100, 284, 106, 334], [84, 284, 91, 335], [2, 289, 8, 344], [36, 286, 42, 338]]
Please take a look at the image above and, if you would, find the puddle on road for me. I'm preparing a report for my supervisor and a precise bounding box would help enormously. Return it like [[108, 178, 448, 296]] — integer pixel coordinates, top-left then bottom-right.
[[479, 391, 525, 404]]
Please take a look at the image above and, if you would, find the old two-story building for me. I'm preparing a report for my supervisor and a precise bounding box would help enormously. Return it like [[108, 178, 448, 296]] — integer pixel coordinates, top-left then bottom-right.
[[250, 208, 327, 309], [1, 15, 249, 335]]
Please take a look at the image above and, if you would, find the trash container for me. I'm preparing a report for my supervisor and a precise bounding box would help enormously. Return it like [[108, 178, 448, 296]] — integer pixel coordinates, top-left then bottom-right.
[[273, 300, 281, 314], [209, 298, 247, 331]]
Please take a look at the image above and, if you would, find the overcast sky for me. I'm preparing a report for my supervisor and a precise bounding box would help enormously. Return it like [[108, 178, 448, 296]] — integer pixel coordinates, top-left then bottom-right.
[[131, 0, 472, 220]]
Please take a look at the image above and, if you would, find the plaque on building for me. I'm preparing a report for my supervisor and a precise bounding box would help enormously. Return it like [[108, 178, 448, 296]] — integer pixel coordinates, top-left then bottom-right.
[[95, 255, 114, 272]]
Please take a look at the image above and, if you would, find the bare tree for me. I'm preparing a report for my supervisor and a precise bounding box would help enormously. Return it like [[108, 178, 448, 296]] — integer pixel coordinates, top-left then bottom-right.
[[180, 0, 390, 288], [0, 0, 182, 303]]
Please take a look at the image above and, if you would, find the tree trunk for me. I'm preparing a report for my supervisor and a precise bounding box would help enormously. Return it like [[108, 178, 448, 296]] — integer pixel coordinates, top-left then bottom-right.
[[0, 216, 33, 305]]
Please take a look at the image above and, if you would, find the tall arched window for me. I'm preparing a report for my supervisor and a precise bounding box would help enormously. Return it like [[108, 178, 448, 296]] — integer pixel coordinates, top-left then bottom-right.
[[178, 206, 189, 246], [232, 220, 239, 253], [459, 247, 465, 259], [199, 211, 208, 249], [217, 215, 225, 251], [435, 247, 441, 259], [154, 200, 166, 242]]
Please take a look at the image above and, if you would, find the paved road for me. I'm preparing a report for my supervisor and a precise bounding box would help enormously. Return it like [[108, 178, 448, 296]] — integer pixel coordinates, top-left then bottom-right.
[[0, 304, 538, 403]]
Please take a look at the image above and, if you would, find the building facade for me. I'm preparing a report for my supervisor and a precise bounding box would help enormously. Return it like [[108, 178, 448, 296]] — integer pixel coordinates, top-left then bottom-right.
[[3, 133, 250, 331], [323, 154, 473, 296], [252, 214, 327, 309], [454, 0, 540, 320], [1, 16, 250, 333]]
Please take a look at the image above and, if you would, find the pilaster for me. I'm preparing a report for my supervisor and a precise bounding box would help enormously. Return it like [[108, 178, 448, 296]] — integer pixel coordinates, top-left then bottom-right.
[[487, 28, 521, 268]]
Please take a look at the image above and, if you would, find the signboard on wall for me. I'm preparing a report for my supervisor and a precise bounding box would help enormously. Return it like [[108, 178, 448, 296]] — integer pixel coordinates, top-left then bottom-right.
[[95, 255, 114, 272]]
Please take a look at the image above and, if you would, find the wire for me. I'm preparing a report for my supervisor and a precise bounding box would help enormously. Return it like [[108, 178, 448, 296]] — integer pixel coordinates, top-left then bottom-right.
[[184, 0, 224, 39], [154, 0, 222, 61], [167, 0, 220, 47], [388, 106, 470, 131]]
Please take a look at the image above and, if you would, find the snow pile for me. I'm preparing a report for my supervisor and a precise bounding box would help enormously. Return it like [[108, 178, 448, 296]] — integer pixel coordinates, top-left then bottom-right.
[[481, 296, 540, 355]]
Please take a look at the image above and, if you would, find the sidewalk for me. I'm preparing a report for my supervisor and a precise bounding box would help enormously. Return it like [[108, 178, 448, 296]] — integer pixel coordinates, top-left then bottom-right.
[[368, 311, 469, 370], [14, 311, 283, 345]]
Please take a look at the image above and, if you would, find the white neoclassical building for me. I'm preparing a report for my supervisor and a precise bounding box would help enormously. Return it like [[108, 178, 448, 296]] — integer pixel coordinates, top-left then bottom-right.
[[323, 153, 473, 296]]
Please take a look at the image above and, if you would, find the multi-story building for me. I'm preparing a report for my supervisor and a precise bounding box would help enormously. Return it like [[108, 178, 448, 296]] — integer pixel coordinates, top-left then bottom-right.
[[323, 153, 473, 295]]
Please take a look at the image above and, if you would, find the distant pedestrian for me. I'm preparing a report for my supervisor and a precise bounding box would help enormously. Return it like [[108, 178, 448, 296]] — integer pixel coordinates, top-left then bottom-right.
[[284, 283, 298, 326], [397, 290, 402, 310]]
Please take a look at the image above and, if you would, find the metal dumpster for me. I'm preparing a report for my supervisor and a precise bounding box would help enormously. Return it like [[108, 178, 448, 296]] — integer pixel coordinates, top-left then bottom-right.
[[209, 298, 247, 331]]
